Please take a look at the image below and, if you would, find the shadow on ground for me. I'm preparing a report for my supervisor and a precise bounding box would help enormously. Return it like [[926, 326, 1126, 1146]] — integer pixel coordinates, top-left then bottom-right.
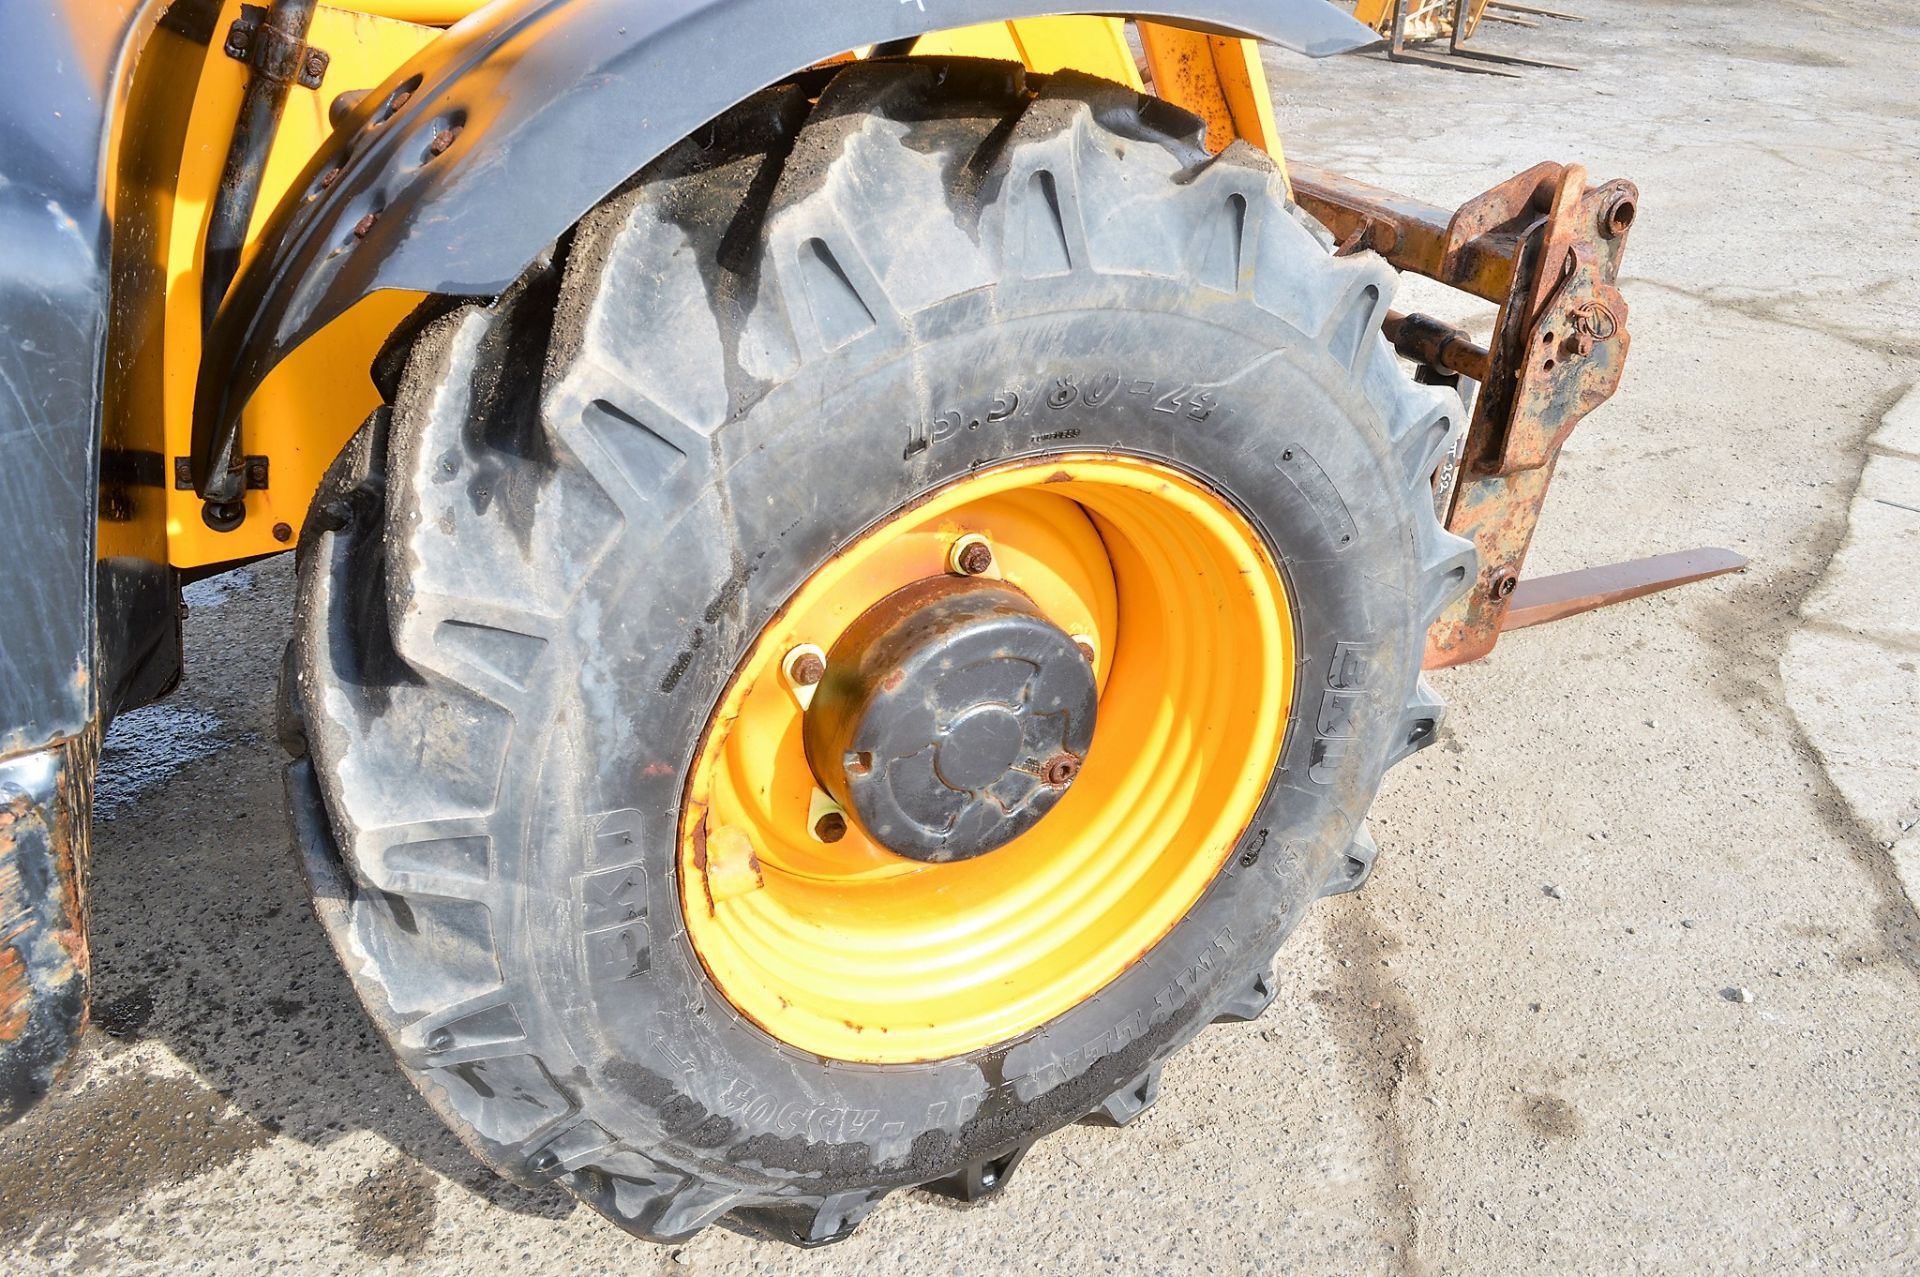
[[0, 562, 574, 1251]]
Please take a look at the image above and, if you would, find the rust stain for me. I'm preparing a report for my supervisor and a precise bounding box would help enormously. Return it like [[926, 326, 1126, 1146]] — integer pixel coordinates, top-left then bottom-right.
[[0, 796, 48, 1045], [0, 731, 96, 1119], [0, 950, 28, 1043]]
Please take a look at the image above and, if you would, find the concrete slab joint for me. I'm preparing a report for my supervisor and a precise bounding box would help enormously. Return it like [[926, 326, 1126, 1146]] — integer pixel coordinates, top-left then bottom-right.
[[1781, 380, 1920, 911]]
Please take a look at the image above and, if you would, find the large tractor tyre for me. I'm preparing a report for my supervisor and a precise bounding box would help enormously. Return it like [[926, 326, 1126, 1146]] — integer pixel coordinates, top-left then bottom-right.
[[283, 59, 1473, 1246]]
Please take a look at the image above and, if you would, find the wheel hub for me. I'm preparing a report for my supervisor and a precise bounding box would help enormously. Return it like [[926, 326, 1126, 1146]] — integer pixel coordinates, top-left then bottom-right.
[[804, 577, 1097, 864], [678, 456, 1294, 1063]]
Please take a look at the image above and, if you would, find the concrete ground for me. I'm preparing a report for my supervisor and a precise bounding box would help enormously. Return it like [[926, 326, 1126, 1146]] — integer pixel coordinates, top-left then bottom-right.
[[5, 1, 1917, 1271]]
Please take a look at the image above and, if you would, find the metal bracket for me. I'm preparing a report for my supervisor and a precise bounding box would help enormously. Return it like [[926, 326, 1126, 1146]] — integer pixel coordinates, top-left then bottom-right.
[[1290, 158, 1656, 668], [223, 4, 329, 90], [175, 455, 268, 490]]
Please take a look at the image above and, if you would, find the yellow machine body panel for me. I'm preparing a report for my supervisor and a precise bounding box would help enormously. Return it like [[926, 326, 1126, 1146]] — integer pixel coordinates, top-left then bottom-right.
[[104, 3, 434, 568], [916, 17, 1145, 88], [1135, 23, 1284, 170]]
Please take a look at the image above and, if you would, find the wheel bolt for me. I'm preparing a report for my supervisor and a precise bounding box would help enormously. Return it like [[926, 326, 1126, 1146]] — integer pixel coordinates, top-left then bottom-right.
[[789, 650, 825, 686], [949, 534, 993, 576], [783, 645, 827, 707], [814, 811, 848, 843]]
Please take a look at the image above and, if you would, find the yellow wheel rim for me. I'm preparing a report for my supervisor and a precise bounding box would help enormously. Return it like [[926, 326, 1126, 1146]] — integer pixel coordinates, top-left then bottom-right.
[[678, 455, 1293, 1063]]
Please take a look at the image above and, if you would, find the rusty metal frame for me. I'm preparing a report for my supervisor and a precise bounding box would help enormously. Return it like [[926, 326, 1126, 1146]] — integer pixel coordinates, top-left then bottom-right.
[[1289, 159, 1742, 667]]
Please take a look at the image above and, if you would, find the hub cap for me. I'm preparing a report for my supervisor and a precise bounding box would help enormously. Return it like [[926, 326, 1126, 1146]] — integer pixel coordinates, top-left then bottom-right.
[[804, 578, 1098, 863]]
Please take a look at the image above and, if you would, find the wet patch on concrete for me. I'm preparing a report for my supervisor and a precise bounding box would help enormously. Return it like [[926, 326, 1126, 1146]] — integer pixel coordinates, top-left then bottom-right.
[[95, 705, 242, 818], [93, 984, 157, 1040], [180, 568, 256, 612], [0, 1070, 270, 1246], [1518, 1092, 1584, 1141], [1316, 897, 1430, 1276], [348, 1154, 439, 1259], [1718, 41, 1851, 69]]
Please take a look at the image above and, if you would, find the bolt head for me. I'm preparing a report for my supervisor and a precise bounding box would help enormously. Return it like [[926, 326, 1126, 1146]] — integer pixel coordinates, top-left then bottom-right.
[[428, 125, 462, 157], [352, 212, 377, 239], [1489, 569, 1519, 600], [955, 541, 993, 576], [789, 651, 825, 687], [1074, 638, 1096, 663], [1042, 752, 1081, 788], [271, 521, 293, 543], [814, 811, 848, 843]]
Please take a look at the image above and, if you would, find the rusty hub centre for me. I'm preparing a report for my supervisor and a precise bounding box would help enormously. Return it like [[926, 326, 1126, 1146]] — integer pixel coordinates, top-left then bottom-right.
[[802, 576, 1098, 864]]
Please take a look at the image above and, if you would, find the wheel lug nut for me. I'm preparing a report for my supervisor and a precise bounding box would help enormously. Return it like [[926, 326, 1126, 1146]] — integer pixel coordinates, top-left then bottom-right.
[[783, 643, 827, 708], [949, 534, 993, 576], [814, 811, 848, 843], [789, 650, 825, 686]]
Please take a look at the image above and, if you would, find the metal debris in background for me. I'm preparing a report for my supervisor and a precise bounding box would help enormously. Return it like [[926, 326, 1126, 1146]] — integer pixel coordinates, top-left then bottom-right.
[[1352, 0, 1588, 76]]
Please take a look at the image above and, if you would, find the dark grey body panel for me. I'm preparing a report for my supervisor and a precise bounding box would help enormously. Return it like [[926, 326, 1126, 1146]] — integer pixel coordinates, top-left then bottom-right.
[[0, 0, 154, 754], [192, 0, 1379, 495]]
